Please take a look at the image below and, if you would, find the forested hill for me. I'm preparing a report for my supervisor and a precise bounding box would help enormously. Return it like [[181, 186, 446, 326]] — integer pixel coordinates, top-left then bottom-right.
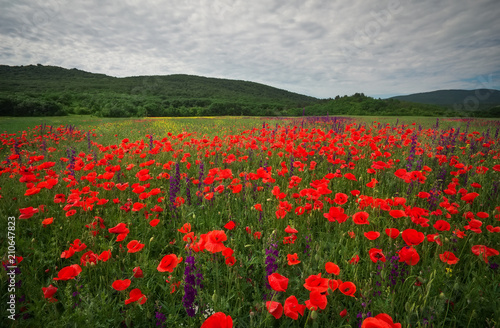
[[391, 89, 500, 109], [0, 64, 317, 116], [1, 64, 499, 117]]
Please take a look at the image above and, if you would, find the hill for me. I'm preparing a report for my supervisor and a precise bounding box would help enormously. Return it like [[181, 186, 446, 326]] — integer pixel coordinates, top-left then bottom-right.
[[300, 93, 454, 117], [0, 64, 317, 117], [391, 89, 500, 110], [1, 65, 498, 117]]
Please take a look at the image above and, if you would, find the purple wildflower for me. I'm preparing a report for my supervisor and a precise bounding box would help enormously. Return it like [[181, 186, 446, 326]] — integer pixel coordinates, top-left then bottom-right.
[[183, 254, 198, 317]]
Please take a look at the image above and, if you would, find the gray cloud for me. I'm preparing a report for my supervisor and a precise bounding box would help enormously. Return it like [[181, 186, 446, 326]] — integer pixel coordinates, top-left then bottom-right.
[[0, 0, 499, 98]]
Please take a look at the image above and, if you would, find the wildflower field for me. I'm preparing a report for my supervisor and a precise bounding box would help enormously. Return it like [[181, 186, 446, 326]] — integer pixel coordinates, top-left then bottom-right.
[[1, 115, 499, 328]]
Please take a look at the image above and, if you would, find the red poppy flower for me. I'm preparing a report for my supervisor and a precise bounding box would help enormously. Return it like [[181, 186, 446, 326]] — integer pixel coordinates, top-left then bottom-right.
[[112, 279, 131, 291], [80, 251, 98, 266], [417, 192, 430, 199], [116, 183, 129, 191], [221, 248, 233, 258], [353, 211, 370, 225], [24, 187, 41, 196], [433, 220, 450, 231], [461, 192, 479, 204], [127, 240, 145, 253], [398, 246, 420, 266], [324, 206, 348, 223], [325, 262, 340, 275], [366, 178, 378, 188], [487, 225, 500, 233], [149, 219, 160, 227], [19, 206, 39, 219], [471, 245, 499, 263], [133, 266, 143, 278], [394, 168, 408, 179], [303, 273, 329, 292], [254, 203, 263, 211], [401, 229, 424, 246], [439, 251, 459, 265], [385, 228, 400, 239], [268, 273, 289, 292], [224, 221, 236, 230], [42, 217, 54, 227], [285, 225, 298, 234], [42, 285, 58, 302], [201, 312, 233, 328], [60, 247, 75, 259], [131, 202, 146, 211], [157, 254, 180, 272], [364, 231, 380, 240], [389, 210, 406, 219], [287, 253, 301, 265], [361, 313, 401, 328], [66, 209, 77, 217], [305, 290, 327, 310], [284, 295, 306, 320], [344, 173, 357, 181], [329, 279, 339, 291], [340, 309, 348, 318], [71, 239, 87, 252], [124, 288, 147, 305], [339, 281, 356, 297], [178, 223, 191, 234], [108, 223, 129, 234], [334, 193, 348, 205], [204, 230, 227, 253], [53, 194, 66, 203], [266, 301, 283, 319], [53, 264, 82, 281], [349, 254, 360, 264], [476, 212, 489, 219], [98, 250, 111, 262], [369, 248, 386, 263], [225, 256, 236, 266]]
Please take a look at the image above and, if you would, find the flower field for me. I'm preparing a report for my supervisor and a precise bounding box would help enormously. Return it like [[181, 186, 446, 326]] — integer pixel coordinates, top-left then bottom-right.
[[1, 116, 499, 327]]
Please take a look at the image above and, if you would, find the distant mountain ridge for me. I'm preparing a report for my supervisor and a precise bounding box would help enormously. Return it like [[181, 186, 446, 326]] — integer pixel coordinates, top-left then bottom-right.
[[390, 89, 500, 110]]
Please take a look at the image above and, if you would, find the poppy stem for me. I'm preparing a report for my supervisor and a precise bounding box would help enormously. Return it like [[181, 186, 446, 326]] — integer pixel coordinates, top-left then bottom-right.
[[215, 254, 220, 305], [304, 309, 312, 327]]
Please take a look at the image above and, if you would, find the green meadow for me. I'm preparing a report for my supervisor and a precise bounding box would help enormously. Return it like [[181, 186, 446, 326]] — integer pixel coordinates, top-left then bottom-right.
[[1, 115, 499, 327]]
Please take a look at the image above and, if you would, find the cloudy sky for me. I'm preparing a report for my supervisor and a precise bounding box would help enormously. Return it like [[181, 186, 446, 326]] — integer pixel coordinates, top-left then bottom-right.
[[1, 0, 499, 98]]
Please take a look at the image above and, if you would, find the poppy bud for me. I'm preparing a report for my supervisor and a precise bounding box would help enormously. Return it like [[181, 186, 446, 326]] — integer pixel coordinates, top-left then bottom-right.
[[310, 310, 318, 320], [212, 291, 217, 304]]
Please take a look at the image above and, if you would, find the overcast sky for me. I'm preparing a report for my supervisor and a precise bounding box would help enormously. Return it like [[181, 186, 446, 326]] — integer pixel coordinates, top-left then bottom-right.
[[1, 0, 499, 98]]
